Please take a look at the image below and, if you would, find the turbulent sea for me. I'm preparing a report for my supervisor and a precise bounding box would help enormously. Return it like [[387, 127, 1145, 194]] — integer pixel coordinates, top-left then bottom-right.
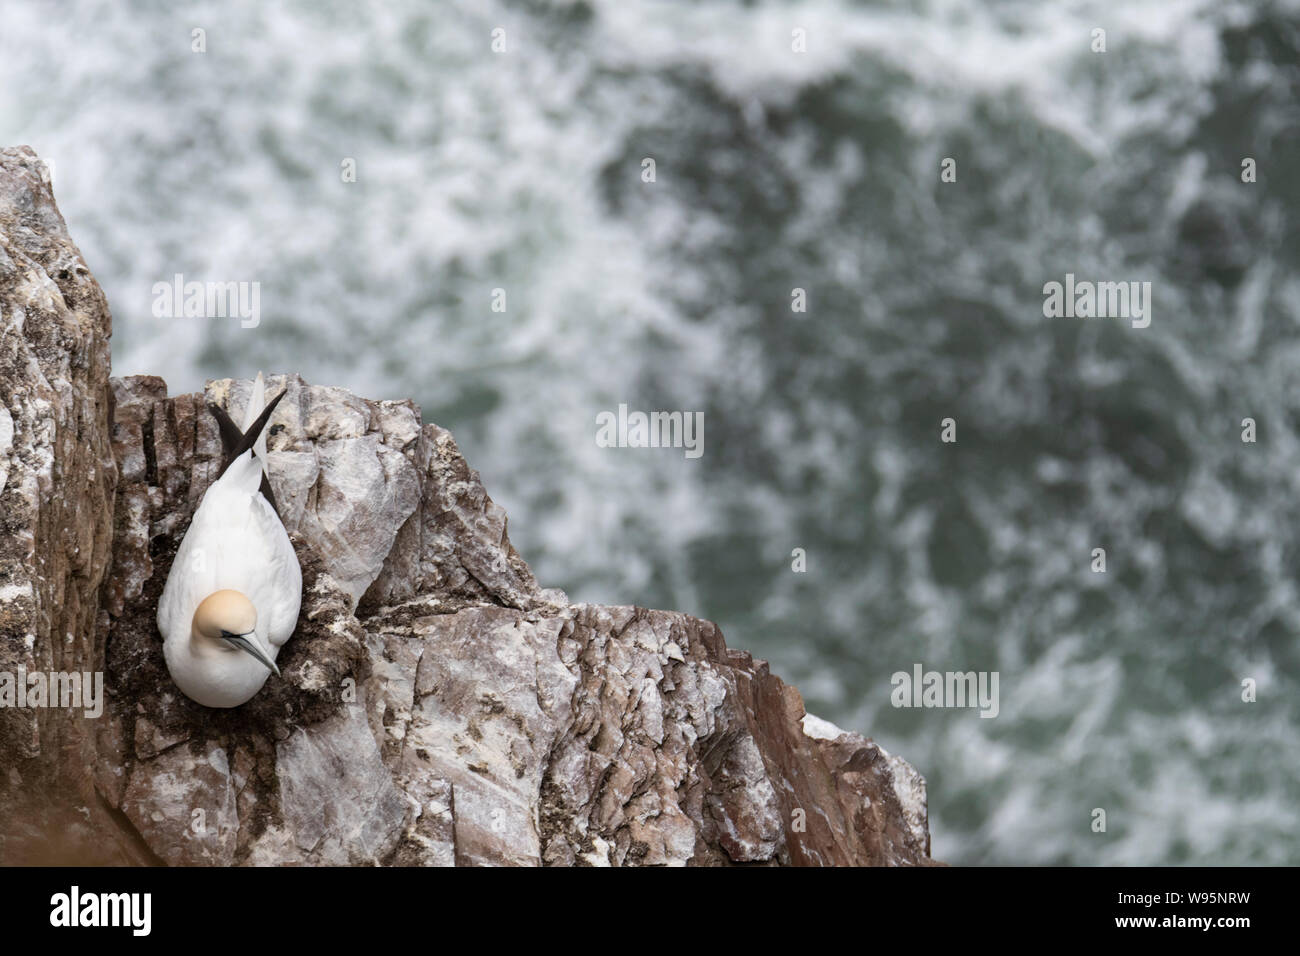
[[4, 0, 1299, 865]]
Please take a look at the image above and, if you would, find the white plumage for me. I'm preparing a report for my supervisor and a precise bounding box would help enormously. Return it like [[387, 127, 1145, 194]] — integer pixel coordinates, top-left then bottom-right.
[[157, 374, 302, 707]]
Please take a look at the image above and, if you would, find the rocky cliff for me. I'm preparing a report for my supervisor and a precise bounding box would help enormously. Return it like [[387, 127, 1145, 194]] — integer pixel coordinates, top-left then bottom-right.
[[0, 145, 934, 866]]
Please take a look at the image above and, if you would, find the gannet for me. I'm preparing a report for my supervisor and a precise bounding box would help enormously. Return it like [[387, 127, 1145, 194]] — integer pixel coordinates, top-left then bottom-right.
[[158, 373, 302, 707]]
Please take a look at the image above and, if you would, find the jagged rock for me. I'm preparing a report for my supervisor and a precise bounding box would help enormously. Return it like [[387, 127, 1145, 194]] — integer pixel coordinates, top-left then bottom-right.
[[0, 146, 935, 866], [268, 706, 410, 865], [0, 146, 124, 863], [120, 740, 239, 866]]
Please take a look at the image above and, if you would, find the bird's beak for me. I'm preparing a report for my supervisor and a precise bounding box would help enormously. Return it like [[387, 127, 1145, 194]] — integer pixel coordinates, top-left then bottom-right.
[[222, 631, 281, 677]]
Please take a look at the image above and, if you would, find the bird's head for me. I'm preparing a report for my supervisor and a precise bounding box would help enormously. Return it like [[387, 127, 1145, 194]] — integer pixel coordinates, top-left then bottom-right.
[[191, 589, 280, 676]]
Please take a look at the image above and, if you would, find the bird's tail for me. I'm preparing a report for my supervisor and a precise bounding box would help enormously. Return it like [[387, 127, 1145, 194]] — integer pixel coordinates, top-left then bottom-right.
[[242, 371, 270, 478], [208, 372, 286, 516]]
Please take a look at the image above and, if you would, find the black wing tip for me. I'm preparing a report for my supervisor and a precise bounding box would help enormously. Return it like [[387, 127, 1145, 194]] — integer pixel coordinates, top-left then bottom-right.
[[207, 385, 289, 509], [208, 403, 244, 476]]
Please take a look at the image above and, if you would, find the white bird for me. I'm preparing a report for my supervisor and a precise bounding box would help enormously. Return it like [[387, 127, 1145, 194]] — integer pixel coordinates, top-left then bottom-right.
[[158, 373, 302, 707]]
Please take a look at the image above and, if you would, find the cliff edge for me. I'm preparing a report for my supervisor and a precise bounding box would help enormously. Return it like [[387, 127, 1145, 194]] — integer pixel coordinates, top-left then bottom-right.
[[0, 145, 934, 866]]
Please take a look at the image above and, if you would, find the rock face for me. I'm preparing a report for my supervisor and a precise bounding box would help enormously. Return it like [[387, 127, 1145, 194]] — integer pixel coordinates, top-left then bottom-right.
[[0, 146, 935, 866], [0, 147, 121, 863]]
